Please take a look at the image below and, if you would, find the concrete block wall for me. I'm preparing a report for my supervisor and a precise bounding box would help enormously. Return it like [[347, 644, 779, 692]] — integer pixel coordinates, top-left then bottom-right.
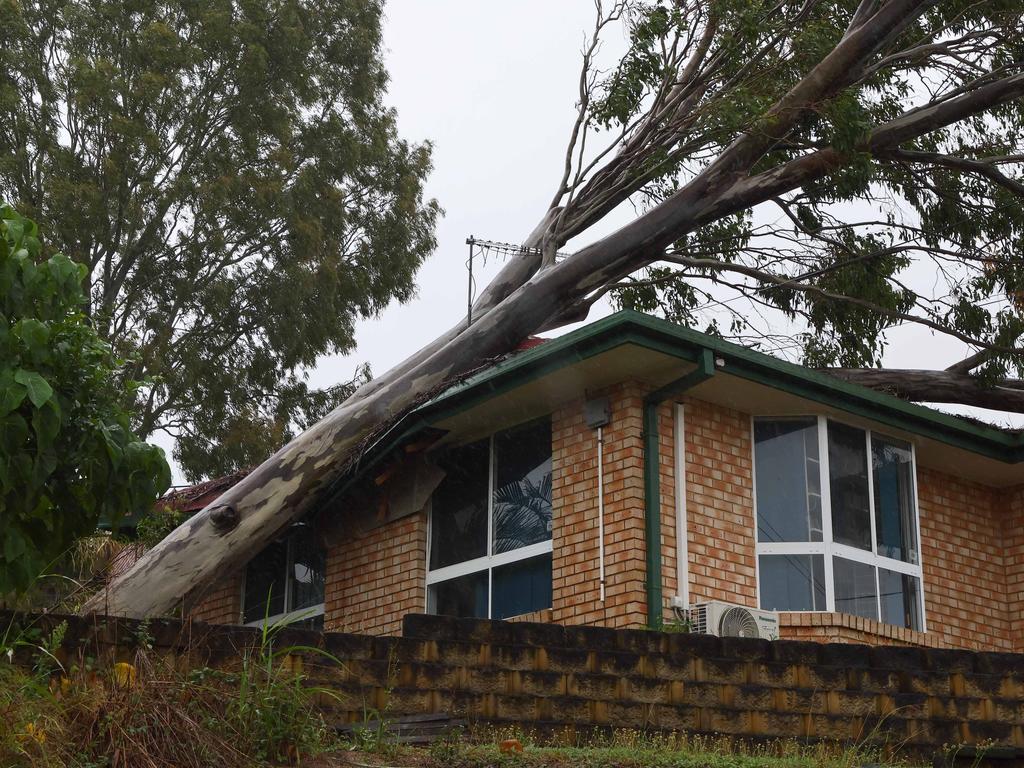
[[389, 614, 1024, 756], [19, 609, 1022, 760]]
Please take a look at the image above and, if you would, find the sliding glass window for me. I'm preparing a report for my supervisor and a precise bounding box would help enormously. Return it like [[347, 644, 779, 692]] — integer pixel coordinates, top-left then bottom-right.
[[754, 416, 924, 632], [427, 417, 553, 620]]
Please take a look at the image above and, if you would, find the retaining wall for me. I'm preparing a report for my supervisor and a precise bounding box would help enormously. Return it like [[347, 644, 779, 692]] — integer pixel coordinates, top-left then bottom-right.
[[5, 610, 1023, 760]]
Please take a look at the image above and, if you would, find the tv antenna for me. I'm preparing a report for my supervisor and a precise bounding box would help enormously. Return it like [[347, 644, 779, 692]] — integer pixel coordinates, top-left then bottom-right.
[[465, 236, 571, 328]]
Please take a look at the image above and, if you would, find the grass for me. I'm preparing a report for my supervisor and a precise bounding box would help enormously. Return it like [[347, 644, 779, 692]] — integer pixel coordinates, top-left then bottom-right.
[[0, 615, 342, 768], [320, 725, 921, 768], [419, 726, 917, 768]]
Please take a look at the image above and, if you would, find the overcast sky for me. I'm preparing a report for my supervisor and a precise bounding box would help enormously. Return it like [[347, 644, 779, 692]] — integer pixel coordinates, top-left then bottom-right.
[[306, 0, 628, 394], [160, 1, 1022, 483]]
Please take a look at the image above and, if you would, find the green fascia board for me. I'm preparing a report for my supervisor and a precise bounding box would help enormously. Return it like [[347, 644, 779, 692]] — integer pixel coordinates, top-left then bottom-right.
[[336, 311, 1024, 498], [418, 310, 1023, 461]]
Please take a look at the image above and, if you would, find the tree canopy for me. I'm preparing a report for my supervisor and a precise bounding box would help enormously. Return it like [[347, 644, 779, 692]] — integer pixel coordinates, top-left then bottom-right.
[[90, 0, 1024, 618], [551, 1, 1024, 386], [0, 0, 439, 481], [0, 205, 169, 594]]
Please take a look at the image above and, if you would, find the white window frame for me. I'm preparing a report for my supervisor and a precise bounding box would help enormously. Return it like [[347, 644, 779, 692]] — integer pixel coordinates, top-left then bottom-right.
[[753, 415, 927, 632], [242, 529, 326, 628], [425, 429, 554, 619]]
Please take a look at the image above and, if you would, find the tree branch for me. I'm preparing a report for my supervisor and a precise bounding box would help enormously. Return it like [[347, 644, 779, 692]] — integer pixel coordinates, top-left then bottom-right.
[[822, 368, 1024, 412]]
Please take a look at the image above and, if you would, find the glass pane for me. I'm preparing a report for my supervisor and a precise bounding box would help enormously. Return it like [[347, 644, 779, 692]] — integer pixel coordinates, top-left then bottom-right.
[[430, 439, 489, 569], [493, 419, 553, 554], [879, 568, 922, 631], [758, 554, 826, 611], [754, 419, 822, 543], [289, 525, 326, 612], [872, 436, 918, 563], [492, 554, 553, 619], [828, 421, 871, 551], [243, 539, 288, 623], [833, 557, 878, 620], [428, 570, 488, 618]]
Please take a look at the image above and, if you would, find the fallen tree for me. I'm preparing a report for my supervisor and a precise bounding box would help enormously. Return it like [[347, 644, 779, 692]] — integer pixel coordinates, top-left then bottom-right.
[[86, 0, 1024, 617]]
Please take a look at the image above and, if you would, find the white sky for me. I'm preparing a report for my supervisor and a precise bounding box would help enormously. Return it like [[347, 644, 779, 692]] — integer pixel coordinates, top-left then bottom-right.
[[160, 0, 1023, 484]]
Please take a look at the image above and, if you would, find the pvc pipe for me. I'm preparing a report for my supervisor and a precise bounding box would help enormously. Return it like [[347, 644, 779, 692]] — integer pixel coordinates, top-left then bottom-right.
[[674, 403, 689, 607]]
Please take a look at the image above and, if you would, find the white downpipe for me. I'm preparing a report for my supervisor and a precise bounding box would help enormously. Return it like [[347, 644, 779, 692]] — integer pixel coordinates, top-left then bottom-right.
[[674, 404, 689, 607], [597, 425, 606, 602]]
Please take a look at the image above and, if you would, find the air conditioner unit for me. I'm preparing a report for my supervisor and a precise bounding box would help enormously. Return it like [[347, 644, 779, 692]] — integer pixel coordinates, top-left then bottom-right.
[[688, 601, 779, 640]]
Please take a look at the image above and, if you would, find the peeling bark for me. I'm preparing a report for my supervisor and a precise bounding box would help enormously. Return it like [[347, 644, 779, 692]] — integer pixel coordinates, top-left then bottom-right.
[[822, 368, 1024, 412], [83, 0, 1024, 618]]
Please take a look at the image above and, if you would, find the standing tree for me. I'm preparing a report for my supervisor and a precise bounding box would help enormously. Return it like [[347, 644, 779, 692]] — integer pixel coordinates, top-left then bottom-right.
[[89, 0, 1024, 617], [1, 205, 169, 593], [0, 0, 438, 481]]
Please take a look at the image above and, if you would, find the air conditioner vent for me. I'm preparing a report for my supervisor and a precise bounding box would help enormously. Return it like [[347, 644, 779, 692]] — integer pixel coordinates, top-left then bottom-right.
[[687, 601, 779, 640]]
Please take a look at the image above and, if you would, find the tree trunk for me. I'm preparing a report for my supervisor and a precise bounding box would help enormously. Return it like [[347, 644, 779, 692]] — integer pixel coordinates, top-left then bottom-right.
[[83, 0, 1024, 618], [823, 368, 1024, 412]]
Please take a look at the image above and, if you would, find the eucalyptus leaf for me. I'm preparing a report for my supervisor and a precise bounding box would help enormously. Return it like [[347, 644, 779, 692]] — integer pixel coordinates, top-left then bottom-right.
[[1, 0, 437, 481]]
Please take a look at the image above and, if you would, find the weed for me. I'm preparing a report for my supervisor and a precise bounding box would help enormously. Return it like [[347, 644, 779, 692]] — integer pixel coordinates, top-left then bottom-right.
[[0, 610, 343, 767], [346, 642, 400, 754]]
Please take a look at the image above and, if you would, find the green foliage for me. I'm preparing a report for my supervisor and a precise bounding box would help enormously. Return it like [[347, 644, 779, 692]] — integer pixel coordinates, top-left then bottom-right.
[[0, 612, 341, 767], [0, 206, 169, 594], [135, 506, 191, 550], [227, 616, 341, 762], [593, 1, 1024, 374], [0, 0, 438, 480]]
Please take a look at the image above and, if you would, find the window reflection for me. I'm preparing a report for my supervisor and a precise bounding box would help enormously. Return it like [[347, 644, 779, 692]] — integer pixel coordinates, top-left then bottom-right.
[[428, 417, 553, 619], [828, 421, 871, 551], [872, 437, 918, 563], [493, 419, 553, 554], [243, 525, 325, 626]]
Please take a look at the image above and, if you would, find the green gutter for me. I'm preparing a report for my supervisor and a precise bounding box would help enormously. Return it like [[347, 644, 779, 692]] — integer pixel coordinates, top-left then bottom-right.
[[322, 310, 1024, 521], [642, 348, 717, 628], [419, 311, 1023, 462]]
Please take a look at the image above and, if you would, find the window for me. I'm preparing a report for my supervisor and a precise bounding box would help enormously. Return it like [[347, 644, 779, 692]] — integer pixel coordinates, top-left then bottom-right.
[[754, 417, 924, 631], [427, 417, 553, 619], [243, 524, 326, 629]]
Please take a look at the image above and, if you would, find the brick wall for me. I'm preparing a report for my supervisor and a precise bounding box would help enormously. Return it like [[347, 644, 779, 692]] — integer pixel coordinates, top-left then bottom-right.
[[673, 397, 757, 610], [1004, 485, 1024, 652], [323, 511, 427, 636], [656, 402, 1019, 652], [186, 571, 241, 625], [550, 381, 648, 629], [916, 468, 1011, 651], [180, 388, 1023, 655], [779, 612, 943, 648]]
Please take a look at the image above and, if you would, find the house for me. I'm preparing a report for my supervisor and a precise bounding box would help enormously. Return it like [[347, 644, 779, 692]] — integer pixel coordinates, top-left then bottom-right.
[[184, 311, 1024, 653]]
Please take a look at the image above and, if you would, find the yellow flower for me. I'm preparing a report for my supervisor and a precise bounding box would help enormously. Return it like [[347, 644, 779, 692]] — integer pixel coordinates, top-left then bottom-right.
[[17, 722, 46, 745], [112, 662, 137, 689]]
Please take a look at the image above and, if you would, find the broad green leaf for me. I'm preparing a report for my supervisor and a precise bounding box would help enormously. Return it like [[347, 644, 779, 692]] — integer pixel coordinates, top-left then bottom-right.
[[3, 528, 26, 561], [13, 318, 49, 352], [0, 370, 26, 416], [14, 368, 53, 408]]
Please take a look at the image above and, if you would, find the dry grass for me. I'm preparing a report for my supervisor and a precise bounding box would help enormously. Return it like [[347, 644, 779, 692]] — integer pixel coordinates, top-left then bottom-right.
[[0, 620, 337, 768]]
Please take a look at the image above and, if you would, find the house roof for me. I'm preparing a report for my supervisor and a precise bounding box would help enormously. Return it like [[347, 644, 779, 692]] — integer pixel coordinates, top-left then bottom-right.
[[322, 310, 1024, 502], [166, 310, 1024, 509]]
